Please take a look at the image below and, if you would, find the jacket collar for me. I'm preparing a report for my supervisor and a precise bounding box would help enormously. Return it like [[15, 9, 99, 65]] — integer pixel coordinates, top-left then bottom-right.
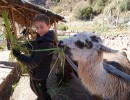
[[36, 30, 55, 43]]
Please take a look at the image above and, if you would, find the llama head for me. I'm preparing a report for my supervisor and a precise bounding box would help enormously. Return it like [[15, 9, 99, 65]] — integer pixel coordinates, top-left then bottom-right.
[[59, 32, 118, 62]]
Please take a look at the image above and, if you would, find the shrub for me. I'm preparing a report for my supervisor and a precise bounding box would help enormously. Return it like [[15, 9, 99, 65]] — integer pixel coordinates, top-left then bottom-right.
[[73, 2, 93, 20], [118, 0, 130, 12], [81, 7, 93, 20], [55, 0, 60, 3], [93, 0, 108, 14], [94, 0, 107, 6], [57, 23, 68, 31], [52, 6, 62, 14], [104, 0, 130, 14]]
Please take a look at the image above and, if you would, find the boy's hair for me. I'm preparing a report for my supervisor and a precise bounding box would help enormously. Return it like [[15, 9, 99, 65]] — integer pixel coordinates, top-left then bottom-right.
[[34, 14, 50, 25]]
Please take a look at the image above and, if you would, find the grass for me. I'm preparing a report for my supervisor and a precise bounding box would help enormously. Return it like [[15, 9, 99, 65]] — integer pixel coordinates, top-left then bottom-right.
[[58, 35, 69, 40], [47, 61, 88, 100], [1, 11, 29, 73], [2, 11, 15, 49], [2, 11, 29, 53]]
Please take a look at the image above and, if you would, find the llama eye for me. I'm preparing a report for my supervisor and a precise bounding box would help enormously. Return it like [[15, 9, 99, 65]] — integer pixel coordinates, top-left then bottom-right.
[[90, 36, 99, 43], [75, 40, 85, 49], [85, 40, 93, 49]]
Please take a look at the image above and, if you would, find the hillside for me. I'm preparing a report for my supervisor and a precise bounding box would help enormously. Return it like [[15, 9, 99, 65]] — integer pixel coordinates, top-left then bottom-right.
[[9, 0, 130, 35], [48, 0, 130, 35]]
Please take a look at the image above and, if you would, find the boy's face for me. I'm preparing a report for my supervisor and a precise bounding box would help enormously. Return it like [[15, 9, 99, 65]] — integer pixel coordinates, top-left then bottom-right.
[[34, 21, 51, 36]]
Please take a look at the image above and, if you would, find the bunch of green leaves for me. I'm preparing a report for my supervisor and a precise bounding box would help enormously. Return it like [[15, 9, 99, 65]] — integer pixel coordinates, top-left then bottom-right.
[[2, 11, 29, 53], [49, 47, 66, 85], [2, 11, 14, 48], [2, 11, 29, 73]]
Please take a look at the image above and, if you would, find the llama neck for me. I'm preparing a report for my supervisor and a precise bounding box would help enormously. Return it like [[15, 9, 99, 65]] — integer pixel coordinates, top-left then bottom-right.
[[77, 54, 108, 95], [78, 58, 105, 75], [78, 52, 105, 73], [78, 53, 107, 86]]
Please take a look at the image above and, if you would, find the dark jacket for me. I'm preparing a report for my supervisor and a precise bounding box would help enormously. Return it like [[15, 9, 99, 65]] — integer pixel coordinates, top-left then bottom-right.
[[14, 30, 55, 80]]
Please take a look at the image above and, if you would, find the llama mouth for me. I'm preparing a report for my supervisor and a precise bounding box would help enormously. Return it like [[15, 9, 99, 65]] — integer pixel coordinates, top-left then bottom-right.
[[58, 41, 72, 57], [59, 45, 72, 56], [64, 46, 72, 57]]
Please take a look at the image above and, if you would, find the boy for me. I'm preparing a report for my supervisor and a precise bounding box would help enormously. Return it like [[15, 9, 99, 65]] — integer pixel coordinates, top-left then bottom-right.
[[12, 14, 55, 100]]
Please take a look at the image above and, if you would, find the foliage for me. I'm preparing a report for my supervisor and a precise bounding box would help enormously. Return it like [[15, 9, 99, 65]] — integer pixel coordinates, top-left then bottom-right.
[[104, 0, 130, 14], [2, 11, 29, 52], [1, 11, 29, 73], [102, 0, 130, 28], [92, 0, 108, 14], [119, 0, 130, 12], [57, 23, 68, 31], [73, 2, 93, 20], [55, 0, 61, 4], [52, 6, 62, 14]]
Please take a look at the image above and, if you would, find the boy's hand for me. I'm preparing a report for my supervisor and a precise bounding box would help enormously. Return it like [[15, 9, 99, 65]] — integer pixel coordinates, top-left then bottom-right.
[[12, 49, 21, 57]]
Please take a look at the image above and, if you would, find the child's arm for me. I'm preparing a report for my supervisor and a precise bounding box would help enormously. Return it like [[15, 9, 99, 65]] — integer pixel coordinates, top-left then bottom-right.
[[12, 42, 53, 69]]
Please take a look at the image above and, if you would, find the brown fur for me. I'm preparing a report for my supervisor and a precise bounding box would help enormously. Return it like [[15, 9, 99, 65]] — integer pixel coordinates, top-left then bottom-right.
[[60, 32, 130, 100], [78, 51, 130, 100], [104, 52, 130, 75]]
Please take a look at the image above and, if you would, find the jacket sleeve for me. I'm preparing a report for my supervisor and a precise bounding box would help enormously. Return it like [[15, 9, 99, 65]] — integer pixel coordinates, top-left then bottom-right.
[[14, 42, 53, 69], [20, 41, 34, 50]]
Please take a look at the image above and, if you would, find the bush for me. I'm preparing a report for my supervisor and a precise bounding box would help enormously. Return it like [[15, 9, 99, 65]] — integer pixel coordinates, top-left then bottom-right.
[[104, 0, 130, 14], [55, 0, 60, 3], [82, 7, 93, 19], [52, 6, 62, 14], [93, 0, 108, 14], [57, 23, 68, 31], [73, 2, 93, 20], [94, 0, 107, 6], [118, 1, 130, 12]]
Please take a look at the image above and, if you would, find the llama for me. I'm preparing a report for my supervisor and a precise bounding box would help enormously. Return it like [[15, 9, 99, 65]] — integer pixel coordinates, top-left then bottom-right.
[[59, 32, 130, 100]]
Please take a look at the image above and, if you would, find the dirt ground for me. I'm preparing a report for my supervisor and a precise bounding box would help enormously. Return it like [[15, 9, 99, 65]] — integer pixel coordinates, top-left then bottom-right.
[[10, 76, 37, 100]]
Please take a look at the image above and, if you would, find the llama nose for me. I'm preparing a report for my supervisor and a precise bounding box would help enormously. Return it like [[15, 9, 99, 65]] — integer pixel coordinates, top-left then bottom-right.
[[58, 41, 64, 48]]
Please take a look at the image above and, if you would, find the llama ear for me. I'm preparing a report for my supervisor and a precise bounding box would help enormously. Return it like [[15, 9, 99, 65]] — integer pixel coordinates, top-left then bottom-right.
[[99, 44, 118, 53]]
